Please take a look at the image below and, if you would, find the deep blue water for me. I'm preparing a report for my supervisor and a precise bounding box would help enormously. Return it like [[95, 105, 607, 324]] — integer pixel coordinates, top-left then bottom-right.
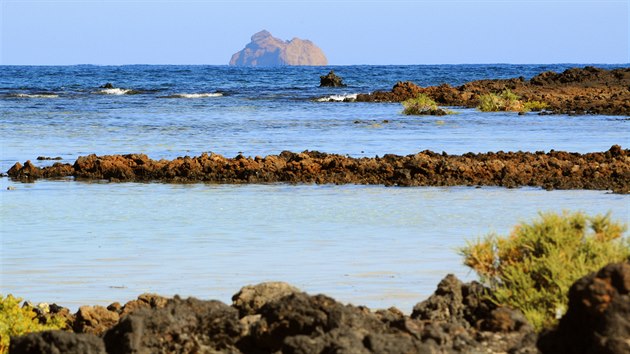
[[1, 64, 629, 172], [0, 64, 628, 311]]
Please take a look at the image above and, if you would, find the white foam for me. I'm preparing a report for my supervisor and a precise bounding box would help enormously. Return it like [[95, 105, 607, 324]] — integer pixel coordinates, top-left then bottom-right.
[[97, 88, 131, 95], [167, 93, 223, 98], [9, 93, 59, 98], [316, 93, 357, 102]]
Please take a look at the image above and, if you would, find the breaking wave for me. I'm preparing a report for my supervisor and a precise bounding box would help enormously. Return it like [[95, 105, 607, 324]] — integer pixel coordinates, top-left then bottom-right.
[[7, 93, 59, 98], [162, 93, 224, 98], [316, 93, 358, 102], [96, 88, 134, 95]]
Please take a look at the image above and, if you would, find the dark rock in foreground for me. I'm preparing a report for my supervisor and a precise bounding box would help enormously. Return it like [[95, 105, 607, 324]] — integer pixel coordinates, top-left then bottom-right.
[[7, 146, 630, 193], [10, 263, 630, 353], [10, 331, 106, 354], [538, 262, 630, 354], [355, 66, 630, 116], [9, 276, 538, 354]]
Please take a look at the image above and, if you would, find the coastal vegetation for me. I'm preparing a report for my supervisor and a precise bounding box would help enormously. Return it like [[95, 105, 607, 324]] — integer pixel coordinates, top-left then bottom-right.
[[0, 295, 67, 354], [460, 211, 629, 330], [401, 94, 450, 115], [476, 89, 549, 113]]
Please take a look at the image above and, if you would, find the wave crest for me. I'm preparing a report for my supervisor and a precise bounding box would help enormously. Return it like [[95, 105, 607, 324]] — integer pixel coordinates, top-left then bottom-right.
[[316, 93, 357, 102], [96, 88, 133, 95], [163, 93, 224, 98], [8, 93, 59, 98]]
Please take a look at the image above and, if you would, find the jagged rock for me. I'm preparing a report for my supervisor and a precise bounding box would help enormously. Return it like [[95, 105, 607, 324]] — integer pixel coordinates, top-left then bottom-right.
[[117, 293, 168, 317], [229, 30, 327, 66], [73, 306, 119, 336], [232, 281, 300, 317], [412, 274, 537, 353], [356, 66, 630, 116], [320, 70, 346, 87], [9, 330, 105, 354], [6, 147, 629, 193], [102, 296, 243, 354], [538, 261, 630, 354]]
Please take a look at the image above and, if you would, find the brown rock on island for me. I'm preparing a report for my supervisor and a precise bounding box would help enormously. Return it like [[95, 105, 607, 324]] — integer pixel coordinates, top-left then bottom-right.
[[229, 30, 327, 66], [355, 66, 630, 116], [7, 146, 629, 193]]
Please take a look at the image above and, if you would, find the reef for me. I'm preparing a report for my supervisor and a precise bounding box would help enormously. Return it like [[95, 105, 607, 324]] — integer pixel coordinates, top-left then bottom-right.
[[355, 66, 630, 116], [6, 146, 629, 193], [9, 262, 630, 353]]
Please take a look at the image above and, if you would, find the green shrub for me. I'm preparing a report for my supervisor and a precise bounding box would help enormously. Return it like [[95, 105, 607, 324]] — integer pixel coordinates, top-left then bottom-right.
[[522, 100, 549, 112], [0, 295, 67, 354], [477, 89, 524, 112], [402, 94, 440, 115], [460, 211, 629, 331]]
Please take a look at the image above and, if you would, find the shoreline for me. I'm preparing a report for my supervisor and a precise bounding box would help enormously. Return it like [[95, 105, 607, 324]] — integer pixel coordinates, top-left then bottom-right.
[[7, 146, 629, 193], [8, 262, 629, 354], [354, 66, 630, 116]]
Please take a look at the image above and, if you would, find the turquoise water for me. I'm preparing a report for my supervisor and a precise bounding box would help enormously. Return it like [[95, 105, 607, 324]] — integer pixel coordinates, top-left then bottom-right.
[[1, 65, 629, 311], [1, 180, 628, 312]]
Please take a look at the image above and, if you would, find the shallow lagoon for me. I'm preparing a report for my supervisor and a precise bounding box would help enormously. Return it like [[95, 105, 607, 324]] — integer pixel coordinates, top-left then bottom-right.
[[1, 179, 627, 312]]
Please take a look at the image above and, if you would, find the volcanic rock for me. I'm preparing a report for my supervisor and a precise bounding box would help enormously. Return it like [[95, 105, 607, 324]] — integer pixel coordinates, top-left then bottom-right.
[[232, 281, 300, 317], [229, 30, 327, 66], [103, 297, 243, 354], [7, 146, 629, 193], [355, 66, 630, 116], [73, 306, 119, 336], [538, 261, 630, 354], [9, 331, 105, 354], [320, 70, 346, 87]]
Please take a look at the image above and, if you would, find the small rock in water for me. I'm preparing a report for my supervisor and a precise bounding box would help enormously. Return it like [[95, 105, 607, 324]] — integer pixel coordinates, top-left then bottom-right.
[[100, 83, 115, 89], [37, 156, 63, 160], [320, 70, 346, 87]]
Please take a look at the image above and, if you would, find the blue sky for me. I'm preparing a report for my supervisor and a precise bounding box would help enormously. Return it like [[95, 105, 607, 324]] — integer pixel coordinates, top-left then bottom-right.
[[1, 0, 628, 65]]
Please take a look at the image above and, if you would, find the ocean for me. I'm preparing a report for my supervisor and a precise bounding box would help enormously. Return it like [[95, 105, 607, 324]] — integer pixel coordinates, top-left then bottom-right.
[[1, 64, 629, 312]]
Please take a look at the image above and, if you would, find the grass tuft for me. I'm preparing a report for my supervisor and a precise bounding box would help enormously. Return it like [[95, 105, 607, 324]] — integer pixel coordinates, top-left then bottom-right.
[[460, 211, 629, 331], [402, 94, 452, 115]]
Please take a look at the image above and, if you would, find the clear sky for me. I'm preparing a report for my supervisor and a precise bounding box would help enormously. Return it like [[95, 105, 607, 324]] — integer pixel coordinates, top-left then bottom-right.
[[1, 0, 628, 65]]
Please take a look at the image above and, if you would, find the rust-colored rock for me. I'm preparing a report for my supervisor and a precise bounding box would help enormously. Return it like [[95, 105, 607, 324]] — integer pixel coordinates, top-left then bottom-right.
[[73, 306, 120, 336], [7, 146, 629, 193], [229, 30, 327, 66], [356, 66, 630, 116], [538, 262, 630, 354]]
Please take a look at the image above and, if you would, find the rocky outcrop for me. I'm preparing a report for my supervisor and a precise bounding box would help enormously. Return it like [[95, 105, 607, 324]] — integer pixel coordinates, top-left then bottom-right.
[[9, 331, 106, 354], [356, 67, 630, 116], [319, 70, 346, 87], [11, 262, 630, 354], [229, 30, 327, 66], [9, 278, 538, 354], [7, 146, 630, 193], [538, 261, 630, 354]]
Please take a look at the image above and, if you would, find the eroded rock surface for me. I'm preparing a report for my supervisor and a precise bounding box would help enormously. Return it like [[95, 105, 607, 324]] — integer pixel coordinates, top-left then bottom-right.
[[13, 263, 630, 353], [356, 66, 630, 115], [538, 261, 630, 354], [8, 146, 629, 193]]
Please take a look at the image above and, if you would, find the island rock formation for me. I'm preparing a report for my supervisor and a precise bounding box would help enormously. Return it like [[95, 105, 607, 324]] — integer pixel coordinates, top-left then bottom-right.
[[229, 30, 327, 66]]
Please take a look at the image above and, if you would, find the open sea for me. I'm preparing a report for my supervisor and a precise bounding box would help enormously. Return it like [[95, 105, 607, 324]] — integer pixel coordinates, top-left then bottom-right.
[[1, 64, 629, 312]]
